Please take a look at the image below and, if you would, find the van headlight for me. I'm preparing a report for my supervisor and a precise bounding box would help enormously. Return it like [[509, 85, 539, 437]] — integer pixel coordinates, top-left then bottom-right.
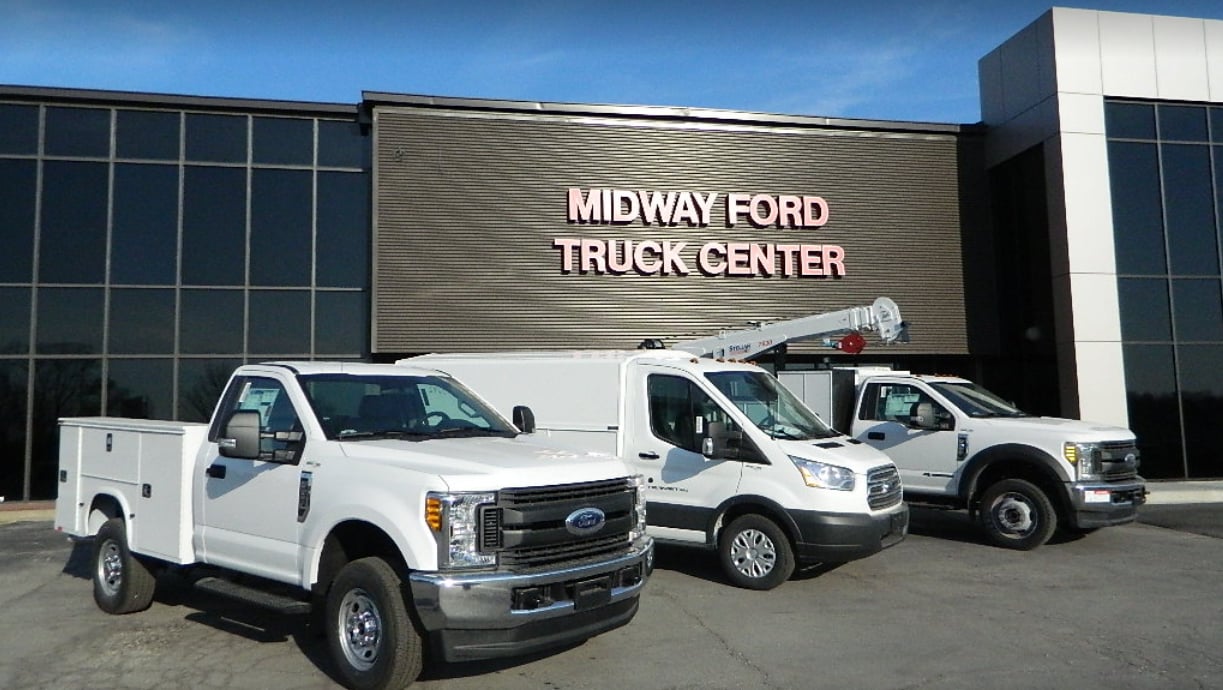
[[1064, 443, 1101, 481], [629, 474, 648, 542], [789, 456, 855, 491], [426, 491, 496, 569]]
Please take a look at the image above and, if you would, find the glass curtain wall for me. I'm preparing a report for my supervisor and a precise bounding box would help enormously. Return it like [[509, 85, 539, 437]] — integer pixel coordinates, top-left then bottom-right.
[[1106, 100, 1223, 479], [0, 98, 371, 501]]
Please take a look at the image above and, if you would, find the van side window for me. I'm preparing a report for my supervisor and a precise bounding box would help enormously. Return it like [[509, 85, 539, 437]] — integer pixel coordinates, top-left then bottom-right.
[[647, 374, 739, 453]]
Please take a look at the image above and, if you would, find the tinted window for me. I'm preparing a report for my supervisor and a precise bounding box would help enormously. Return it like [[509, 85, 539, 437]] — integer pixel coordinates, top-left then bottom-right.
[[251, 169, 311, 286], [0, 360, 29, 500], [107, 359, 174, 419], [1122, 344, 1182, 479], [112, 163, 179, 285], [183, 166, 246, 285], [1212, 108, 1223, 143], [0, 104, 39, 155], [109, 289, 176, 354], [1118, 278, 1171, 341], [186, 113, 247, 163], [0, 159, 36, 282], [315, 291, 368, 355], [117, 110, 180, 160], [317, 171, 369, 287], [253, 117, 313, 165], [318, 119, 369, 169], [180, 289, 244, 354], [249, 290, 310, 354], [40, 161, 108, 283], [36, 287, 103, 354], [1105, 102, 1155, 140], [1158, 105, 1208, 142], [1161, 144, 1217, 275], [45, 107, 110, 157], [1178, 344, 1223, 478], [31, 359, 102, 497], [179, 358, 242, 423], [1108, 142, 1165, 275], [0, 287, 30, 354], [1172, 279, 1223, 342]]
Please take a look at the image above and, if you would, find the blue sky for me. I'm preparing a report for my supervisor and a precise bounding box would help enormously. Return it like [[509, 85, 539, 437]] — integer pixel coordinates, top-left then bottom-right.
[[4, 0, 1223, 124]]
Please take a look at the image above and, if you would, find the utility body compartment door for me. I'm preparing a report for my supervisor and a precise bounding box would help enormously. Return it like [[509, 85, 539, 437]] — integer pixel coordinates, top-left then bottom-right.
[[852, 380, 961, 495]]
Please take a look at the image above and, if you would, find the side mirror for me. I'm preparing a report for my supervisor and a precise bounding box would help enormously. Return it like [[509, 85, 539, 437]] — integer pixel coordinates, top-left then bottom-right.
[[219, 409, 261, 459], [702, 421, 740, 460], [910, 402, 940, 430], [512, 405, 536, 434]]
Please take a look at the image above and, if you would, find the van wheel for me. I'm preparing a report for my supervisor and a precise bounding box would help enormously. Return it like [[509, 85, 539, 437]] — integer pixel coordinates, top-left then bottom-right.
[[326, 557, 422, 690], [92, 517, 156, 614], [718, 514, 794, 590], [979, 479, 1057, 550]]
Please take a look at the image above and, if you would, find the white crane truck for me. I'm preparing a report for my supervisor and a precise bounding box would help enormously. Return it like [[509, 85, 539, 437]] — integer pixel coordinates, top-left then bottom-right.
[[54, 361, 653, 690]]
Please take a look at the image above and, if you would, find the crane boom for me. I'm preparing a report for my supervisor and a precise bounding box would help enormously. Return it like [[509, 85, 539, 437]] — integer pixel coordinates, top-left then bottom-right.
[[664, 297, 907, 359]]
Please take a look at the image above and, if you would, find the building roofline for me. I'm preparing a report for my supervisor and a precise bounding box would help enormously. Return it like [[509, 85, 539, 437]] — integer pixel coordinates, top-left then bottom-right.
[[361, 90, 981, 135], [0, 84, 359, 118]]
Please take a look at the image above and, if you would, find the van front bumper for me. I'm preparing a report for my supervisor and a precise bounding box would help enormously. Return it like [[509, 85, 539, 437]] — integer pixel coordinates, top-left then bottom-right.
[[407, 537, 653, 662], [790, 503, 908, 564]]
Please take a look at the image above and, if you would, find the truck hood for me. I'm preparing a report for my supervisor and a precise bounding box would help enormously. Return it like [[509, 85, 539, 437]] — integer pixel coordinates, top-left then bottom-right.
[[336, 435, 632, 492], [966, 416, 1135, 441], [774, 436, 895, 473]]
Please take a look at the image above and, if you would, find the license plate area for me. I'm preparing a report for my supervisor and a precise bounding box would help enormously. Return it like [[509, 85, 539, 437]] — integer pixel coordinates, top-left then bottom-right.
[[572, 575, 612, 612]]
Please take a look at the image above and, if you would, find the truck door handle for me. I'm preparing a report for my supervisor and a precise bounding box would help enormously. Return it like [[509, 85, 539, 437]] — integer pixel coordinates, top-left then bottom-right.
[[867, 432, 885, 441], [206, 463, 227, 479], [638, 451, 659, 460]]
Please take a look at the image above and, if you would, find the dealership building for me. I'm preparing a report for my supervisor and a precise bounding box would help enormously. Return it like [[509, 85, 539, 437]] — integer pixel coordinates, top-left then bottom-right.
[[1, 7, 1221, 501]]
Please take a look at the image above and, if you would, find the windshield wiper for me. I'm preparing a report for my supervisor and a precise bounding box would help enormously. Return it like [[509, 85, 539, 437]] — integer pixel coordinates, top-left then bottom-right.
[[336, 429, 431, 441]]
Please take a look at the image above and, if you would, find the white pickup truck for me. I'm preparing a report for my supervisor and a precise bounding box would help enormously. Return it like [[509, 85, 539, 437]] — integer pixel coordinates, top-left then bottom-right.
[[54, 361, 653, 690], [779, 369, 1146, 550]]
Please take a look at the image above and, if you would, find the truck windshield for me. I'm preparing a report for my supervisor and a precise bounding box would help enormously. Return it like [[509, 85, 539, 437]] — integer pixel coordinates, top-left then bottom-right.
[[705, 371, 839, 440], [929, 381, 1027, 418], [298, 373, 518, 440]]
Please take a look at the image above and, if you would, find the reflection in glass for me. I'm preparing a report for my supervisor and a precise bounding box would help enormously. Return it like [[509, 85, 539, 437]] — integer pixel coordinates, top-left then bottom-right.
[[1178, 344, 1223, 478], [318, 119, 369, 169], [185, 113, 247, 163], [1107, 142, 1165, 275], [1172, 279, 1223, 342], [1122, 344, 1182, 479], [117, 110, 180, 160], [113, 164, 179, 285], [1118, 279, 1171, 341], [0, 159, 36, 282], [110, 289, 176, 354], [0, 360, 29, 500], [316, 291, 368, 355], [107, 359, 174, 420], [0, 288, 30, 355], [1158, 105, 1208, 142], [40, 161, 108, 283], [0, 103, 39, 155], [249, 290, 310, 354], [254, 116, 313, 165], [45, 106, 110, 157], [31, 358, 102, 499], [36, 288, 104, 354], [179, 358, 242, 422], [183, 166, 246, 285], [1161, 144, 1217, 276], [180, 289, 244, 354], [1105, 102, 1155, 140], [317, 171, 370, 287], [251, 169, 311, 286]]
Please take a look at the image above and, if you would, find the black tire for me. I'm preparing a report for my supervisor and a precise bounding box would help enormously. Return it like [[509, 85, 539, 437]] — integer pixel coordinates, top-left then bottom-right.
[[92, 517, 156, 614], [978, 478, 1057, 550], [718, 514, 795, 590], [326, 557, 423, 690]]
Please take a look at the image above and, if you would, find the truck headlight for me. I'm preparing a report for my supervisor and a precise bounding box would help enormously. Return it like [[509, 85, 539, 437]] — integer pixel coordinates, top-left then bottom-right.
[[1064, 442, 1101, 481], [426, 491, 496, 569], [789, 456, 855, 491], [629, 474, 648, 542]]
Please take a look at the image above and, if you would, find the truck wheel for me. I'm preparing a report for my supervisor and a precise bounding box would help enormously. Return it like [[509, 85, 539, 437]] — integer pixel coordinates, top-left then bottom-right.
[[978, 479, 1057, 550], [718, 514, 794, 590], [326, 557, 422, 690], [92, 517, 156, 614]]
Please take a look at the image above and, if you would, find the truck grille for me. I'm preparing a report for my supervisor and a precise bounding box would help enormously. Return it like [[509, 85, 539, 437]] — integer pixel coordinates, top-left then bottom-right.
[[481, 478, 637, 572], [1098, 441, 1140, 481], [867, 465, 903, 510]]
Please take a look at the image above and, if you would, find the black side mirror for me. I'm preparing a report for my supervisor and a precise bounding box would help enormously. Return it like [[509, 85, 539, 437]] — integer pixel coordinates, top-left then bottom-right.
[[219, 409, 261, 459], [512, 405, 536, 434], [702, 421, 740, 460]]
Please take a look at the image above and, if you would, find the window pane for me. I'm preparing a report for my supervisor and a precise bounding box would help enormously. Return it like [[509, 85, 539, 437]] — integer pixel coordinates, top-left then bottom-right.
[[1105, 102, 1155, 140], [0, 159, 36, 282], [253, 116, 312, 165], [107, 359, 174, 419], [1212, 107, 1223, 143], [109, 289, 176, 354], [1108, 142, 1165, 275], [32, 359, 102, 498], [36, 287, 103, 354], [0, 360, 29, 501], [317, 171, 369, 287], [113, 164, 179, 285], [1118, 278, 1171, 341], [1172, 279, 1223, 342], [251, 169, 311, 286], [44, 106, 110, 157], [0, 287, 30, 354], [319, 119, 369, 169], [249, 290, 310, 354], [316, 291, 368, 355], [180, 289, 244, 354], [1162, 144, 1217, 275], [179, 358, 241, 422], [117, 110, 180, 160], [1178, 344, 1223, 478], [183, 166, 246, 285], [1122, 344, 1182, 479], [185, 113, 247, 163], [0, 104, 39, 155], [1159, 105, 1208, 142], [40, 161, 108, 283]]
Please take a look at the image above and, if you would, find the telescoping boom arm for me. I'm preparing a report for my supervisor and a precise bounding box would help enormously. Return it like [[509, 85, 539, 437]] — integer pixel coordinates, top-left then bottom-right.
[[662, 297, 907, 360]]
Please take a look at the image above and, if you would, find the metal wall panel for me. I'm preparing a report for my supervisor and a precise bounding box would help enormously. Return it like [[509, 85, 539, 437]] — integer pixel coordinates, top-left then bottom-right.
[[373, 106, 972, 355]]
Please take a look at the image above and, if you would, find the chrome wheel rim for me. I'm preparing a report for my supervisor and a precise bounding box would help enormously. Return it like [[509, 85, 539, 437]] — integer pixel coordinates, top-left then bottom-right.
[[97, 539, 123, 596]]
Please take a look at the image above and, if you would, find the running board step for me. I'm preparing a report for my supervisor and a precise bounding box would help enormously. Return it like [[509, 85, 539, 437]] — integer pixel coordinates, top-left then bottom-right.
[[193, 576, 312, 615]]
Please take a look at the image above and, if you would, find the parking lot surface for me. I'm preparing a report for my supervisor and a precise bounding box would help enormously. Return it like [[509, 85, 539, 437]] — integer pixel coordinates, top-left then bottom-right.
[[2, 506, 1222, 689]]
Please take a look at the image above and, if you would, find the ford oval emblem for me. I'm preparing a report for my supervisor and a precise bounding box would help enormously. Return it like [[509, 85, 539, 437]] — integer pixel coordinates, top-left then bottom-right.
[[565, 507, 606, 536]]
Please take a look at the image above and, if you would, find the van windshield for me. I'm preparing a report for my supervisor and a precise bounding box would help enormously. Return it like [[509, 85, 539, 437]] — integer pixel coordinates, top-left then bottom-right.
[[705, 371, 839, 440]]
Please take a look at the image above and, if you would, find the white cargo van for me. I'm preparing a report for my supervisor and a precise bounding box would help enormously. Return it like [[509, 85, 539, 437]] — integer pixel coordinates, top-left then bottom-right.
[[407, 351, 907, 590]]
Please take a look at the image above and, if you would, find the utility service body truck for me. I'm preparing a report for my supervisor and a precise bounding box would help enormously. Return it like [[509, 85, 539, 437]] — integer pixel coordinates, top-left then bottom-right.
[[407, 347, 908, 591], [55, 361, 653, 690]]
